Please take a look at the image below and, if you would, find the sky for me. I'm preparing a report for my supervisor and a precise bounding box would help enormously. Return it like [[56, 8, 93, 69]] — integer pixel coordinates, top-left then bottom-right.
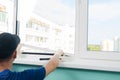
[[88, 0, 120, 44], [18, 0, 75, 26], [58, 0, 75, 8], [33, 0, 75, 26]]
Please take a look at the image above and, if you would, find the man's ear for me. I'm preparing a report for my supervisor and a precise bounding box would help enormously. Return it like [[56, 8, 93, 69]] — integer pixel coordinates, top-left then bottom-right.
[[13, 50, 17, 59]]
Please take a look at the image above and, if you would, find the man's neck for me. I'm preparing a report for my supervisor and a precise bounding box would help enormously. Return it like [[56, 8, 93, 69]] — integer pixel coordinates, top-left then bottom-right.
[[0, 61, 12, 72]]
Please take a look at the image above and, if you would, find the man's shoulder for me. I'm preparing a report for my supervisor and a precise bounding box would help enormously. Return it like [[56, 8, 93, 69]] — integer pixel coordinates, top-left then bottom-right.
[[0, 69, 11, 80], [0, 67, 46, 80]]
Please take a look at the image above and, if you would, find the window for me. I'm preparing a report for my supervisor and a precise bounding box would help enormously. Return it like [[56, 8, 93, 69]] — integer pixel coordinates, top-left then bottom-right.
[[76, 0, 120, 60], [14, 0, 120, 72], [88, 0, 120, 52], [17, 0, 120, 59], [0, 0, 16, 34], [17, 0, 75, 54]]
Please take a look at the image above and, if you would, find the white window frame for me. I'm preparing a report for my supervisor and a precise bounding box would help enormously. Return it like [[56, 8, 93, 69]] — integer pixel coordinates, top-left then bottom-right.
[[13, 0, 18, 34], [76, 0, 120, 60], [14, 0, 120, 72]]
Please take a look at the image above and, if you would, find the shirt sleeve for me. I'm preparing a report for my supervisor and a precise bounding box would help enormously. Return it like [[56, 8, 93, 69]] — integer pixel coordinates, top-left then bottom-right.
[[20, 66, 46, 80]]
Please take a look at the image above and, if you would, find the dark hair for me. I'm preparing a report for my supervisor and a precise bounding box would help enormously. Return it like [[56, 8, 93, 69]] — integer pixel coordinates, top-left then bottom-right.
[[0, 32, 20, 60]]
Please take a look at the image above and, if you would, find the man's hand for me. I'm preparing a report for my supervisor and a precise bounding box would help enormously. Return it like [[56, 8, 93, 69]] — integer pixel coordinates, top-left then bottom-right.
[[55, 49, 64, 56], [45, 49, 64, 76]]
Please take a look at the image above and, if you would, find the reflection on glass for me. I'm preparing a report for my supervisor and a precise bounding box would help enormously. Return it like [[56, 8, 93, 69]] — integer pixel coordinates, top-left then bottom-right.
[[88, 0, 120, 52], [18, 0, 75, 54]]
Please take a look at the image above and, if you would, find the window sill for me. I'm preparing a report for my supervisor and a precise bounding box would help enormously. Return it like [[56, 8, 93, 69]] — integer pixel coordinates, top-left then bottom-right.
[[13, 54, 120, 72]]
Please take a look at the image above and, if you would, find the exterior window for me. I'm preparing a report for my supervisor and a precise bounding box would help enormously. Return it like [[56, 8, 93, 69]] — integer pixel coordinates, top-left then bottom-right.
[[88, 0, 120, 52], [0, 0, 16, 33], [76, 0, 120, 60], [18, 0, 75, 54]]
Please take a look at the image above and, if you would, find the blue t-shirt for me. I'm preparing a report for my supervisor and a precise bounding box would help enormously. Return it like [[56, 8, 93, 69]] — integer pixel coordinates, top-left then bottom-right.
[[0, 67, 46, 80]]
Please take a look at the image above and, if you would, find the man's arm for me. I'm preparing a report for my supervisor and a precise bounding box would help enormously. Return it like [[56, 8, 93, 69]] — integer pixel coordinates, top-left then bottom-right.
[[44, 50, 64, 76]]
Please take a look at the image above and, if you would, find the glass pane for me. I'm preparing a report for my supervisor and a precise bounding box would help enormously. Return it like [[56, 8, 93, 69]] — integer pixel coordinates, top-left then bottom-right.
[[0, 0, 15, 33], [18, 0, 75, 54], [88, 0, 120, 52]]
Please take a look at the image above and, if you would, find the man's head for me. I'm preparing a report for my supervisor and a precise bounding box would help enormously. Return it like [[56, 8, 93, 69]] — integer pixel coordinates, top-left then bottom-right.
[[0, 32, 20, 62]]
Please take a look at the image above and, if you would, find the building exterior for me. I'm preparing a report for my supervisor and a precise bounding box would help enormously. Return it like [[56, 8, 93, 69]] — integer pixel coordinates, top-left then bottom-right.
[[114, 36, 120, 52], [0, 0, 15, 33], [101, 39, 114, 51], [0, 4, 8, 33]]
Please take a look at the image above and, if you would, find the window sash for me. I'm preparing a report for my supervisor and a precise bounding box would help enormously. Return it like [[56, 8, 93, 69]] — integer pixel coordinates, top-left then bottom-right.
[[77, 0, 120, 60], [17, 0, 75, 54]]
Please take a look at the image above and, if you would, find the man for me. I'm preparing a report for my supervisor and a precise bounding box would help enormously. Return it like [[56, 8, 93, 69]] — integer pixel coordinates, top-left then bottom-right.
[[0, 32, 64, 80]]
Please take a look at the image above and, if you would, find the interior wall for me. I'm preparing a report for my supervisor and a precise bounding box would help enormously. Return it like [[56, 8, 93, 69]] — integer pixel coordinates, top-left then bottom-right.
[[12, 64, 120, 80]]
